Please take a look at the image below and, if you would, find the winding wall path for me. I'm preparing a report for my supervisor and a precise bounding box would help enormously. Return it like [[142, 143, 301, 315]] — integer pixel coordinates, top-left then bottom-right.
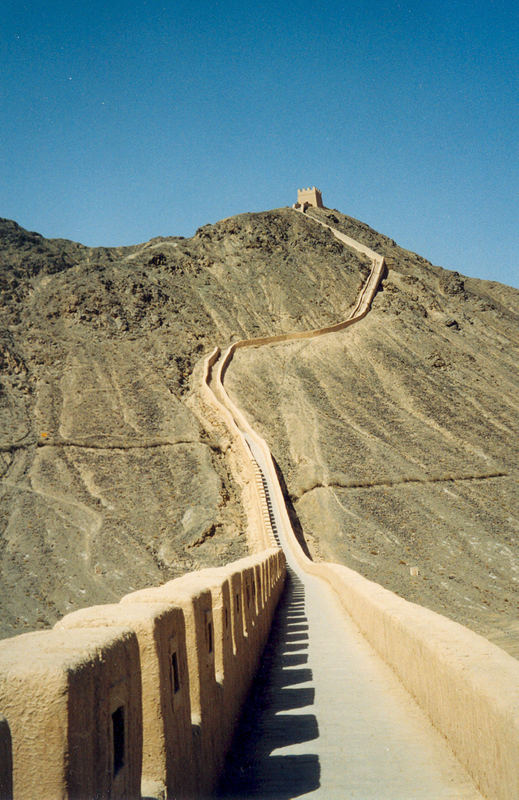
[[201, 211, 498, 797], [219, 437, 480, 798]]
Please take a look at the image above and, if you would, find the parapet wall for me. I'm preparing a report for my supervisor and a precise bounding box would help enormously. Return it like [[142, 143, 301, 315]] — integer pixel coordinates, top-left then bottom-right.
[[0, 548, 286, 799]]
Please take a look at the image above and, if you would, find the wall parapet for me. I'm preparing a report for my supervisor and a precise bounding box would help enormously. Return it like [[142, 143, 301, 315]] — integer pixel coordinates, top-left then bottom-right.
[[0, 548, 286, 799]]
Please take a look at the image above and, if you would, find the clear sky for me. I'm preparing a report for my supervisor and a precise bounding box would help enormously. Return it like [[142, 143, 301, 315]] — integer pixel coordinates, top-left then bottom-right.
[[1, 0, 517, 287]]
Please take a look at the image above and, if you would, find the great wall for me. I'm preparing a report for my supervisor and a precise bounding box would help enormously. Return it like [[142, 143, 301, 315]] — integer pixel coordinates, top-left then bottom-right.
[[0, 193, 518, 798]]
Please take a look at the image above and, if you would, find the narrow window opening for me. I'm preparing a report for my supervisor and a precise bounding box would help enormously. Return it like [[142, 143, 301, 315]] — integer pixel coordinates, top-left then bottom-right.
[[235, 593, 240, 614], [171, 651, 180, 693], [112, 706, 125, 777], [246, 586, 251, 607], [224, 607, 229, 629], [207, 620, 213, 653]]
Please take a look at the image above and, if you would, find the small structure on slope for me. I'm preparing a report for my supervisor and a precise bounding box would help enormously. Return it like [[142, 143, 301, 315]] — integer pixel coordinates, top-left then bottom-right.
[[293, 186, 324, 210]]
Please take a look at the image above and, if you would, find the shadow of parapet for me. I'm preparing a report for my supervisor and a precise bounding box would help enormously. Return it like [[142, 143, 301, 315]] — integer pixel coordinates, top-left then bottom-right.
[[0, 715, 12, 800], [272, 456, 313, 560], [215, 570, 320, 799]]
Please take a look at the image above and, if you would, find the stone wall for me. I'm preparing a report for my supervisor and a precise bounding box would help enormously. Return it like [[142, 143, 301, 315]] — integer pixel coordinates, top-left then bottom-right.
[[0, 548, 286, 799]]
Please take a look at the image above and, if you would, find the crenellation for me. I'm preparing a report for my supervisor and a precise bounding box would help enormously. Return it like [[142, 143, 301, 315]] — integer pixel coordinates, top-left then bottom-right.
[[55, 601, 194, 800], [294, 186, 324, 209], [0, 549, 286, 799], [0, 627, 142, 799]]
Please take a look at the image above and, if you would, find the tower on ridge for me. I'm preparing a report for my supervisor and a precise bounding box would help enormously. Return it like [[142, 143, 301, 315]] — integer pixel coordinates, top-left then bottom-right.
[[294, 186, 324, 209]]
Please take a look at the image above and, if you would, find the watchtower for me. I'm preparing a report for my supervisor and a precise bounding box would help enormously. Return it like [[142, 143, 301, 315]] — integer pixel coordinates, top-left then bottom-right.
[[295, 187, 323, 209]]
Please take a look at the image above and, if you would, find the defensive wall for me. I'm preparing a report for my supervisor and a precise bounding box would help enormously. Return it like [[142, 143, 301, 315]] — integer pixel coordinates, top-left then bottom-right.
[[209, 208, 519, 800], [0, 548, 285, 799]]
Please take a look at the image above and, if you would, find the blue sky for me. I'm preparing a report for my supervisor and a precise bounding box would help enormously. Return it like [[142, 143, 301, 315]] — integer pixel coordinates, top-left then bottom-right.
[[1, 0, 517, 287]]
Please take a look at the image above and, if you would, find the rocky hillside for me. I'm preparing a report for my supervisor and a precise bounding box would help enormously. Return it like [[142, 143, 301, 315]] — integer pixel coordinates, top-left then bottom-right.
[[1, 207, 518, 659], [0, 210, 367, 638]]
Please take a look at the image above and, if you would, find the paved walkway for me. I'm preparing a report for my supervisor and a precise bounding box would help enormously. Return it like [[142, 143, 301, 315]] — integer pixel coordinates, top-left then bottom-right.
[[217, 438, 482, 799]]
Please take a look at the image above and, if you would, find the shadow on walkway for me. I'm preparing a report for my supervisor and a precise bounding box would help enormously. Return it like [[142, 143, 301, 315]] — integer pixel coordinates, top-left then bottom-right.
[[216, 570, 320, 799]]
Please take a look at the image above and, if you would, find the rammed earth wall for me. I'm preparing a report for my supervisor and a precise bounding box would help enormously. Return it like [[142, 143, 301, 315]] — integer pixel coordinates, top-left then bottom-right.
[[0, 548, 285, 800]]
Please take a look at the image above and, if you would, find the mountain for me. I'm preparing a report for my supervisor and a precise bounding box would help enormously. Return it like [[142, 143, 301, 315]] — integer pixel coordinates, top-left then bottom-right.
[[0, 208, 518, 658]]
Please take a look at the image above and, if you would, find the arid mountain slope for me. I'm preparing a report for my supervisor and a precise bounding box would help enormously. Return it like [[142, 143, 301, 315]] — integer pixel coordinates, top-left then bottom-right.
[[1, 207, 517, 657], [0, 210, 368, 638], [225, 207, 519, 658]]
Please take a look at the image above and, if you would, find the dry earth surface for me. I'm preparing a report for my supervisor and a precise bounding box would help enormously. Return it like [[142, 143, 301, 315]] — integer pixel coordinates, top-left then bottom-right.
[[1, 207, 518, 659]]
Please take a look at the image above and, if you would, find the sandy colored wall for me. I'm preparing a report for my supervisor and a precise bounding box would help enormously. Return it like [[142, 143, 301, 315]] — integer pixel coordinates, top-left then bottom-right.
[[117, 549, 284, 796], [55, 601, 194, 800], [279, 510, 519, 800], [0, 548, 285, 799], [0, 627, 142, 800], [323, 562, 519, 800], [192, 346, 277, 553]]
